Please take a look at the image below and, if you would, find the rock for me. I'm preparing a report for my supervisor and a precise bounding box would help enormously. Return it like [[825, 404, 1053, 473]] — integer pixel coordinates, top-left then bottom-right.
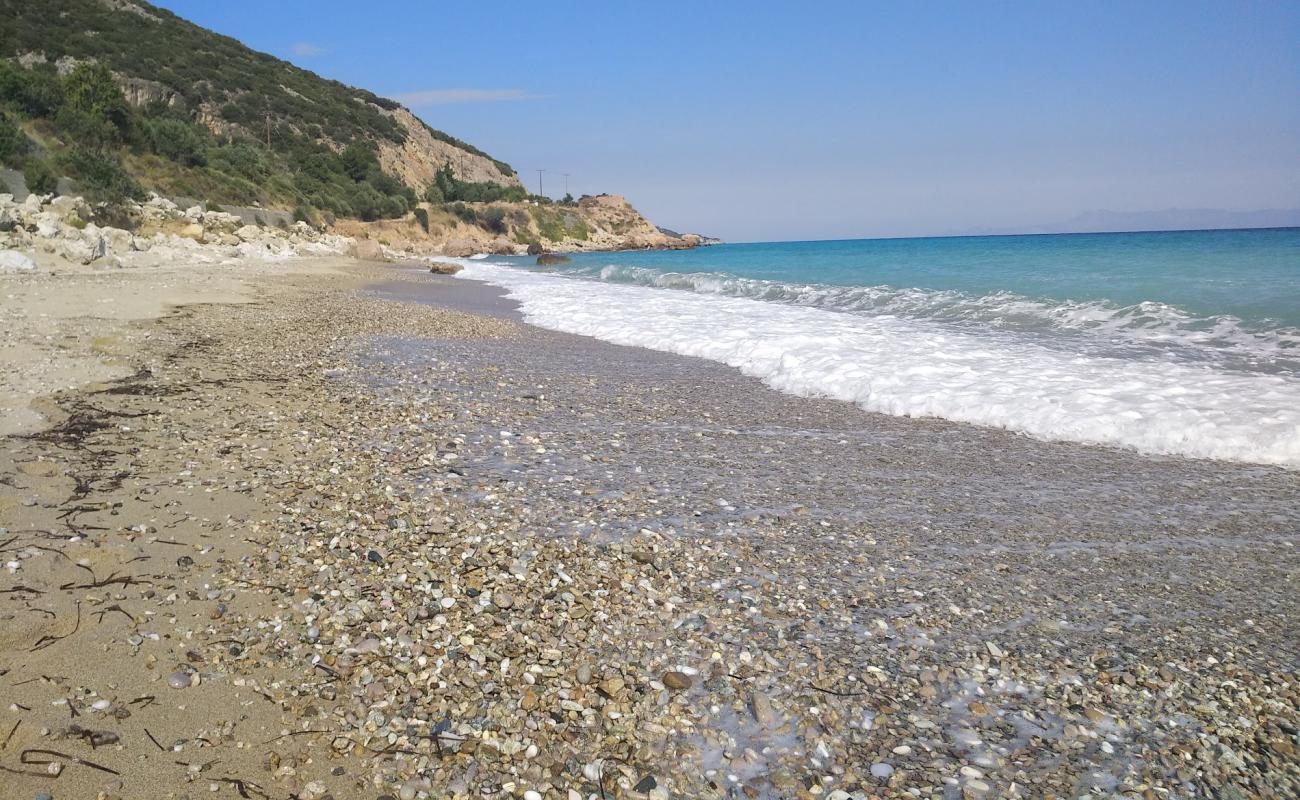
[[100, 225, 134, 254], [47, 195, 90, 224], [492, 591, 514, 609], [427, 261, 463, 275], [349, 238, 387, 262], [352, 637, 381, 654], [870, 762, 894, 779], [661, 671, 692, 690], [536, 254, 572, 265], [576, 663, 593, 684], [177, 222, 205, 242], [440, 238, 479, 258], [526, 241, 544, 255], [633, 775, 657, 793], [749, 691, 776, 725], [0, 249, 36, 272], [166, 671, 191, 689]]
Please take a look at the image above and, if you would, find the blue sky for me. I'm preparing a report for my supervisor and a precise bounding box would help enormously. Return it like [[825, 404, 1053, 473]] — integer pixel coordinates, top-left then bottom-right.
[[153, 0, 1299, 242]]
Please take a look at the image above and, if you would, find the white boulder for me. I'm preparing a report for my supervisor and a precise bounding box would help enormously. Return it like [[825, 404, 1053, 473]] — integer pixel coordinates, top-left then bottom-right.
[[0, 249, 37, 272]]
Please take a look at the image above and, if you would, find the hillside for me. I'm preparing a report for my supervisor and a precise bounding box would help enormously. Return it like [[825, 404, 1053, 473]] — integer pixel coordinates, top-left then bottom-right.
[[0, 0, 708, 253], [0, 0, 519, 221]]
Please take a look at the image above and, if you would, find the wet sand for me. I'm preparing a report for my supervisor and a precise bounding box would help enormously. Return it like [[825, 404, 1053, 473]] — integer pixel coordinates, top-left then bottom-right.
[[1, 263, 1297, 800]]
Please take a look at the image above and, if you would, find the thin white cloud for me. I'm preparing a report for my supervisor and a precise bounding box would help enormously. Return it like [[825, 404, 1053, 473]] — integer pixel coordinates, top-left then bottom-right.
[[392, 88, 541, 107], [290, 42, 326, 57]]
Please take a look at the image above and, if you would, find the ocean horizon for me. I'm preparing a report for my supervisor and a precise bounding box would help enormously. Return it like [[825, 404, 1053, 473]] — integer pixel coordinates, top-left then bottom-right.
[[452, 226, 1300, 466], [728, 223, 1300, 246]]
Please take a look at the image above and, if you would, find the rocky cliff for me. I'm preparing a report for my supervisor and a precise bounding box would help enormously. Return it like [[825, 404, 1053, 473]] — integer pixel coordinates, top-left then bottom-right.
[[377, 108, 522, 193]]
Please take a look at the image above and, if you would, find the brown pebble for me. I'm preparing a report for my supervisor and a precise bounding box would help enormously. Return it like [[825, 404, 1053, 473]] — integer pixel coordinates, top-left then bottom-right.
[[662, 671, 692, 690]]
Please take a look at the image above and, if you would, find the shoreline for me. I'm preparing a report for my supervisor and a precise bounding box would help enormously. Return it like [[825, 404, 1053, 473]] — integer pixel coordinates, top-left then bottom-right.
[[1, 258, 1298, 798]]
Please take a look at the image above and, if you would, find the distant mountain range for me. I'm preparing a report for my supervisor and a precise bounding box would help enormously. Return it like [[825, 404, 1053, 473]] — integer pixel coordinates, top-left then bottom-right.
[[963, 208, 1300, 236]]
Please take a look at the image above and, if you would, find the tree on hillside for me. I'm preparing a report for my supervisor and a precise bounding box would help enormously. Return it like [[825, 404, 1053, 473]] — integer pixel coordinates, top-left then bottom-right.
[[57, 62, 130, 151]]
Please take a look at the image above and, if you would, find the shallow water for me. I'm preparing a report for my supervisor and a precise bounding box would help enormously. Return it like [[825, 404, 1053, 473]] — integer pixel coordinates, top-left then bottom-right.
[[448, 229, 1300, 466]]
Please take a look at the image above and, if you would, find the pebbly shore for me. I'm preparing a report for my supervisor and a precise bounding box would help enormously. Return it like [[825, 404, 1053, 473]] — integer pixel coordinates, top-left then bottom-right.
[[1, 259, 1297, 800]]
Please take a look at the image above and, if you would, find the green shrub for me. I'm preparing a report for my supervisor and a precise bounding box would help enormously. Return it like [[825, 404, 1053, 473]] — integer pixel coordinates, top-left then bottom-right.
[[340, 143, 376, 182], [139, 116, 208, 166], [0, 113, 28, 165], [23, 157, 58, 195], [0, 62, 62, 118], [58, 63, 130, 149], [58, 148, 141, 203], [532, 207, 566, 242], [448, 202, 477, 224], [412, 206, 429, 233], [426, 163, 526, 204], [480, 205, 507, 234]]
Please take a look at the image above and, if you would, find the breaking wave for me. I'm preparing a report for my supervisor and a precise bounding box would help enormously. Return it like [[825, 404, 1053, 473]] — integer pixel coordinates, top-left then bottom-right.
[[453, 259, 1300, 467]]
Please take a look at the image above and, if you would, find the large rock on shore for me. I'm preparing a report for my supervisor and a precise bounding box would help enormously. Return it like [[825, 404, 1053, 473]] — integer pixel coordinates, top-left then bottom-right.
[[441, 238, 479, 258], [348, 238, 388, 262], [0, 249, 36, 271]]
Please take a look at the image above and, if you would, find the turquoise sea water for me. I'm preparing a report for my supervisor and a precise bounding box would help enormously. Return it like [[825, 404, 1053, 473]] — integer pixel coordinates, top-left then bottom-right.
[[499, 228, 1300, 372], [460, 227, 1300, 464]]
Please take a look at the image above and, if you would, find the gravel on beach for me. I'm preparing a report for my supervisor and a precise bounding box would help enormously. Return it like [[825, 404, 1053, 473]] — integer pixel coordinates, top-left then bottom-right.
[[1, 263, 1296, 800]]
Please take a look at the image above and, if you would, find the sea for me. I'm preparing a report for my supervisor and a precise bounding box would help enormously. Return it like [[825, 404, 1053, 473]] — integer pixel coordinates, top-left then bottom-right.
[[449, 228, 1300, 467]]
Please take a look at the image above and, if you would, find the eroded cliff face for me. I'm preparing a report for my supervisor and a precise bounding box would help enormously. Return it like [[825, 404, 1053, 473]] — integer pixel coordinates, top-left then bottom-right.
[[377, 108, 522, 192]]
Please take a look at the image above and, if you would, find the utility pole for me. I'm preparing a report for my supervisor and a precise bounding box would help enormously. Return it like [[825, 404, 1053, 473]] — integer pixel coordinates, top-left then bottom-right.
[[536, 169, 545, 198], [563, 173, 570, 197]]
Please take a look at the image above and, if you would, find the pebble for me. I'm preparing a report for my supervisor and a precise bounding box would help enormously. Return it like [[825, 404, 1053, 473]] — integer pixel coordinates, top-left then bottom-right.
[[166, 671, 191, 690], [749, 691, 776, 725], [661, 671, 692, 690], [870, 763, 894, 779]]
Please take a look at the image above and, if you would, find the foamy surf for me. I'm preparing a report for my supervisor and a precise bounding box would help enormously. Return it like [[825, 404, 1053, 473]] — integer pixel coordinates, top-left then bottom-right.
[[454, 259, 1300, 467]]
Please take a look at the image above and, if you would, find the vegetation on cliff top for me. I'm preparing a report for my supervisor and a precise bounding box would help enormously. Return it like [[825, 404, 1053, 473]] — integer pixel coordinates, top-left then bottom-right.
[[0, 0, 514, 220]]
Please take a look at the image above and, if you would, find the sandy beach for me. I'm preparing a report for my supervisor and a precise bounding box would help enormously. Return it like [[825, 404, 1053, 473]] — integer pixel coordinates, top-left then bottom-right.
[[2, 257, 1298, 800]]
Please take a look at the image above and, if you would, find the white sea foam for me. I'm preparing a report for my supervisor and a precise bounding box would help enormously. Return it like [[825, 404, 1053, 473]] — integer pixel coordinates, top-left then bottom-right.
[[456, 260, 1300, 467], [584, 265, 1300, 371]]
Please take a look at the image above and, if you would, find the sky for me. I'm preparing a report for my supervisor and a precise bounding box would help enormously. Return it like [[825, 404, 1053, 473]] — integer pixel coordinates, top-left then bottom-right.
[[152, 0, 1299, 242]]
